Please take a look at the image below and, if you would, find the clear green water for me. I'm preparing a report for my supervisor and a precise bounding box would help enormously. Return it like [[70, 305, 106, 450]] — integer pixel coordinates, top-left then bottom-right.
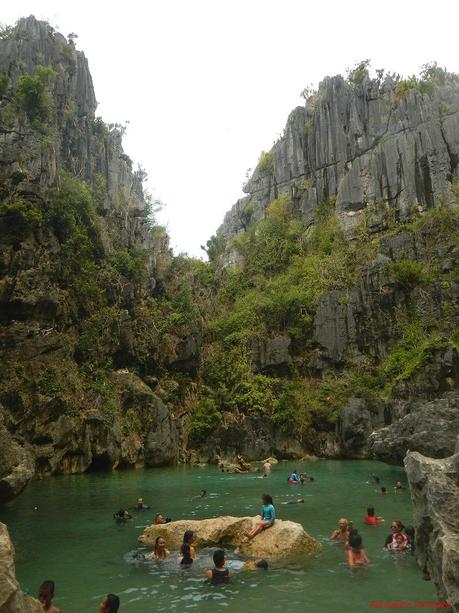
[[0, 460, 435, 612]]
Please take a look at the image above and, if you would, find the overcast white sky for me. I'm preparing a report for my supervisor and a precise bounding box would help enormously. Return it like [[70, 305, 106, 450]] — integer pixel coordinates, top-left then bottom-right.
[[3, 1, 459, 256]]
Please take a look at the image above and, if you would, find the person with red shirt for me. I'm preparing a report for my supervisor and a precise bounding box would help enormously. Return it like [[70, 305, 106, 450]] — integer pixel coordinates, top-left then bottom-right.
[[364, 507, 384, 525]]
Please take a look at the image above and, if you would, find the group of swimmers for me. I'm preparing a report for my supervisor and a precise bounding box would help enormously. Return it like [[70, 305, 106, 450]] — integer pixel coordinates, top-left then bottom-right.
[[367, 474, 405, 496], [37, 580, 119, 613], [330, 497, 415, 568], [145, 526, 269, 584], [287, 469, 314, 485]]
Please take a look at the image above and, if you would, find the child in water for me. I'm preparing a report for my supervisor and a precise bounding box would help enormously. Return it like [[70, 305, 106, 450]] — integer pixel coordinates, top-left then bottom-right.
[[388, 533, 408, 552], [181, 530, 196, 559], [347, 535, 369, 567], [206, 549, 231, 584], [38, 580, 61, 613], [243, 494, 275, 541], [178, 543, 193, 566]]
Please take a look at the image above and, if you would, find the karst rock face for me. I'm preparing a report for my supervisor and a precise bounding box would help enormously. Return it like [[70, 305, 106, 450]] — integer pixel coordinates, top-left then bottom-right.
[[218, 73, 459, 245], [0, 16, 191, 500], [404, 451, 459, 612]]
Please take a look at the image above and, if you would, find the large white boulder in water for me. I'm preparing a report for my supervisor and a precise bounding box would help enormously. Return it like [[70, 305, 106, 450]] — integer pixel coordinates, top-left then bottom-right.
[[139, 516, 321, 561], [0, 522, 42, 612]]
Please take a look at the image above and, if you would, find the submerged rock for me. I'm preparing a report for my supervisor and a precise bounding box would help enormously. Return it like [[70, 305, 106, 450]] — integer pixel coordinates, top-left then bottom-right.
[[0, 522, 42, 612], [404, 451, 459, 612], [139, 515, 321, 562]]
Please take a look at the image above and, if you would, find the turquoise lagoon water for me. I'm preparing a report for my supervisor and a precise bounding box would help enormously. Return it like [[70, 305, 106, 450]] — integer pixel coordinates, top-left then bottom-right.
[[0, 460, 436, 612]]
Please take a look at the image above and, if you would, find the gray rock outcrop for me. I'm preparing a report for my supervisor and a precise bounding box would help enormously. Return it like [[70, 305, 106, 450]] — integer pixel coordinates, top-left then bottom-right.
[[218, 73, 459, 244], [0, 522, 42, 612], [404, 451, 459, 612], [369, 393, 459, 463], [0, 421, 35, 504]]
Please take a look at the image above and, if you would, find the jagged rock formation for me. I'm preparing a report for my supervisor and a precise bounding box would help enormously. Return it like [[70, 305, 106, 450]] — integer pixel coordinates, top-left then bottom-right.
[[218, 72, 459, 245], [0, 16, 203, 500], [0, 523, 42, 612], [139, 515, 322, 561], [404, 451, 459, 612]]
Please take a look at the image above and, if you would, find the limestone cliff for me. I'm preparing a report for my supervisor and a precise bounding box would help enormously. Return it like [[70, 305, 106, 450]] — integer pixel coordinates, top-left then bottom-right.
[[0, 16, 203, 501], [198, 63, 459, 462], [405, 451, 459, 612], [0, 522, 42, 612]]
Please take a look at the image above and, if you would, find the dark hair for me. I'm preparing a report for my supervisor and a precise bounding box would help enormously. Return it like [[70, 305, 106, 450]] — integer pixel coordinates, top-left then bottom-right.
[[349, 534, 362, 549], [348, 528, 359, 539], [183, 530, 194, 544], [367, 507, 375, 516], [105, 594, 120, 613], [404, 526, 415, 539], [381, 487, 386, 493], [262, 494, 273, 505], [255, 559, 268, 570], [38, 581, 55, 609], [154, 535, 166, 555], [392, 520, 404, 531], [310, 477, 315, 482], [180, 542, 193, 565], [213, 549, 225, 567]]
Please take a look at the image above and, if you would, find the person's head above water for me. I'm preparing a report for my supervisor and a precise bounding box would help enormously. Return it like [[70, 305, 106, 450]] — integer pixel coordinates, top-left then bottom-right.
[[38, 580, 55, 608], [200, 489, 207, 497], [367, 507, 375, 516], [297, 498, 305, 503], [391, 520, 404, 533], [155, 513, 165, 524], [338, 518, 348, 530], [155, 536, 167, 553], [213, 549, 225, 568], [183, 530, 195, 545], [255, 559, 269, 569], [349, 534, 363, 550], [262, 494, 273, 505], [381, 487, 387, 494], [395, 533, 405, 544], [137, 497, 144, 503], [99, 593, 120, 613]]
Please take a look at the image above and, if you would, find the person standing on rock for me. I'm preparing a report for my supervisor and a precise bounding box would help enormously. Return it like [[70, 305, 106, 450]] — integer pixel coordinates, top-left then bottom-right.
[[262, 461, 271, 477], [243, 494, 276, 541]]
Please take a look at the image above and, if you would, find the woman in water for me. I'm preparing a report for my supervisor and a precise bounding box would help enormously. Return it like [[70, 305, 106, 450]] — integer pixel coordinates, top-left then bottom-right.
[[288, 470, 300, 484], [99, 594, 120, 613], [206, 549, 231, 584], [149, 536, 170, 560], [243, 494, 275, 541], [178, 543, 194, 566], [347, 534, 369, 567], [181, 530, 197, 559], [38, 580, 61, 613], [363, 507, 385, 525], [385, 520, 408, 549]]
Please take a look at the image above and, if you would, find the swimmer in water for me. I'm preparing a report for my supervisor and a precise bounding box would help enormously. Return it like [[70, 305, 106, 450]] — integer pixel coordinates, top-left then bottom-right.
[[200, 489, 207, 497], [206, 549, 231, 584], [181, 530, 196, 559], [394, 480, 403, 492], [149, 536, 170, 560], [135, 496, 150, 511], [347, 535, 369, 567], [380, 487, 387, 495], [284, 498, 305, 505], [38, 580, 61, 613], [178, 543, 194, 566], [99, 594, 120, 613], [389, 532, 408, 552], [364, 507, 385, 525], [299, 473, 305, 485], [113, 509, 132, 521], [288, 470, 300, 483], [330, 518, 349, 543], [154, 513, 172, 524]]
